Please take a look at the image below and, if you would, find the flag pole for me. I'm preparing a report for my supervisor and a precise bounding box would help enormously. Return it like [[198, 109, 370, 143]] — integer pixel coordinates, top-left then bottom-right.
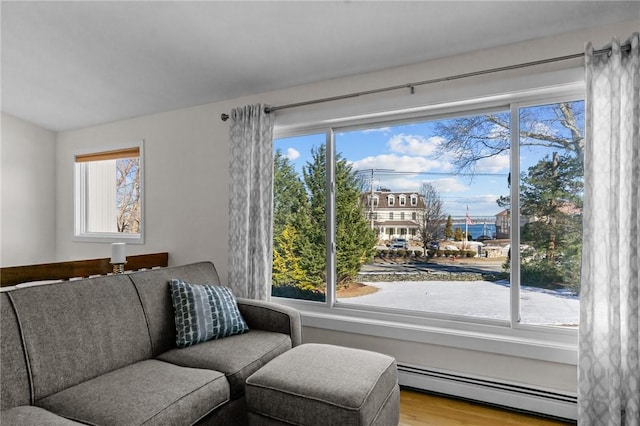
[[465, 206, 471, 251], [465, 208, 468, 250]]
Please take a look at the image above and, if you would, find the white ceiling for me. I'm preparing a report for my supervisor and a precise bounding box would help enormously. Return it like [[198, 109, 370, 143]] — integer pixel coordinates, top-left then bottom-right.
[[2, 1, 638, 132]]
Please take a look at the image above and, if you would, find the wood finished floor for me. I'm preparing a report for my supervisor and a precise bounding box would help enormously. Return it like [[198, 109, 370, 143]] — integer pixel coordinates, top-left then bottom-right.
[[399, 389, 575, 426]]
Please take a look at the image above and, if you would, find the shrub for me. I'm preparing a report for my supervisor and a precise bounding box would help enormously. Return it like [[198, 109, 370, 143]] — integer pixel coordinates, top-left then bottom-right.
[[519, 259, 572, 290], [414, 250, 423, 258], [271, 284, 326, 302]]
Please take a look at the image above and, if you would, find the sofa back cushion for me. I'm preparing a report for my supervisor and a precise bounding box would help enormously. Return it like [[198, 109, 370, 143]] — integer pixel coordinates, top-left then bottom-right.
[[8, 275, 152, 401], [1, 293, 32, 409], [128, 262, 221, 356]]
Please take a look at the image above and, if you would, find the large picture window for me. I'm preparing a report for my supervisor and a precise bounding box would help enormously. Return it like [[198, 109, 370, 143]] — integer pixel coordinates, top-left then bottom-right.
[[272, 95, 583, 331]]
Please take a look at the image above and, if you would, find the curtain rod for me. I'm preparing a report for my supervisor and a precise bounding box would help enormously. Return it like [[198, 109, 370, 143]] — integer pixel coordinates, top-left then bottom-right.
[[220, 44, 630, 122]]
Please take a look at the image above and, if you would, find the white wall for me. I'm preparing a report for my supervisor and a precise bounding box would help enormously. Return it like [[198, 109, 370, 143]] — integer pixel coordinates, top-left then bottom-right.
[[1, 113, 57, 266], [302, 327, 576, 391], [52, 19, 638, 398], [56, 105, 229, 267]]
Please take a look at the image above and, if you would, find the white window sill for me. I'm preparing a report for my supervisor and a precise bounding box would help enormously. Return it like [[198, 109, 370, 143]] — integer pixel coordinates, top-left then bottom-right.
[[73, 232, 144, 244], [274, 298, 578, 365]]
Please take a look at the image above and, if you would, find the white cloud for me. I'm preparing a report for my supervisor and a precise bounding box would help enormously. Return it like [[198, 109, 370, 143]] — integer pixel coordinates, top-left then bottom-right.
[[285, 147, 300, 161], [529, 121, 557, 137], [474, 193, 503, 205], [487, 123, 509, 140], [475, 153, 509, 173], [445, 194, 504, 217], [382, 177, 422, 193], [387, 134, 443, 156], [361, 127, 391, 134], [351, 154, 443, 173], [428, 177, 469, 193]]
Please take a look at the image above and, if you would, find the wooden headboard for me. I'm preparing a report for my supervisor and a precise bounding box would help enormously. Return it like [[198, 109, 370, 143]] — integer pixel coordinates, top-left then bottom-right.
[[0, 252, 168, 287]]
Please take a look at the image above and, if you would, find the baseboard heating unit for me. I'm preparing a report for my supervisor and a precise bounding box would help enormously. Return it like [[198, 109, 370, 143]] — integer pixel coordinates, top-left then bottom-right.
[[397, 363, 577, 422]]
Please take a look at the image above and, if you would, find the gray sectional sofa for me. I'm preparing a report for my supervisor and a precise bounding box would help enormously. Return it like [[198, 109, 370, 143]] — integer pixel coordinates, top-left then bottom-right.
[[1, 261, 301, 425]]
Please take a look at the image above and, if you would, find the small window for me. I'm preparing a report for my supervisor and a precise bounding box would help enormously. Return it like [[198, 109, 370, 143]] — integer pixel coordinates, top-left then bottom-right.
[[411, 195, 418, 206], [399, 195, 406, 206], [400, 212, 405, 220], [388, 195, 395, 206], [74, 142, 144, 243], [389, 212, 394, 220]]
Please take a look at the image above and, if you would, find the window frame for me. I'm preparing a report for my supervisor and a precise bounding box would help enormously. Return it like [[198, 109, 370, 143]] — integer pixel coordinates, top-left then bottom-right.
[[271, 85, 584, 364], [73, 140, 145, 244]]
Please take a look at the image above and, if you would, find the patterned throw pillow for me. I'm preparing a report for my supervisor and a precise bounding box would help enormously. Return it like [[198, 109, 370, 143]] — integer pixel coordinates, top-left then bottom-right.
[[169, 279, 249, 348]]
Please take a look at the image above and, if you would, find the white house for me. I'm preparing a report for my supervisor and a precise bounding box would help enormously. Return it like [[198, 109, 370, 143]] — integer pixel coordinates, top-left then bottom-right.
[[363, 190, 425, 243]]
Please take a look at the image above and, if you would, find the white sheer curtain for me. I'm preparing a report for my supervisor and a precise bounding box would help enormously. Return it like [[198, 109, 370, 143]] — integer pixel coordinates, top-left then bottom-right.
[[579, 33, 639, 426], [228, 104, 275, 300]]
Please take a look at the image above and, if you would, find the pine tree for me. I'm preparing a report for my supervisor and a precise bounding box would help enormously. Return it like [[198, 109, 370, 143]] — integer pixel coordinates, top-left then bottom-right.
[[444, 215, 454, 239], [520, 152, 583, 290], [304, 145, 377, 287], [273, 150, 308, 237], [272, 150, 323, 294]]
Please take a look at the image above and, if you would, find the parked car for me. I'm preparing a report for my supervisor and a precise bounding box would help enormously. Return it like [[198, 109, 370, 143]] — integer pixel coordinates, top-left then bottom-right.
[[390, 238, 408, 249], [427, 241, 440, 250]]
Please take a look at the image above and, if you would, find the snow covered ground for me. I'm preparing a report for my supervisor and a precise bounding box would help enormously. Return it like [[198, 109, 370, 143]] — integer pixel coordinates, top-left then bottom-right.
[[337, 280, 579, 326]]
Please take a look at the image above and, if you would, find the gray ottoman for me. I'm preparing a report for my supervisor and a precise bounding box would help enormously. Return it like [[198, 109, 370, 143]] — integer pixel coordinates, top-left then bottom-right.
[[245, 343, 399, 426]]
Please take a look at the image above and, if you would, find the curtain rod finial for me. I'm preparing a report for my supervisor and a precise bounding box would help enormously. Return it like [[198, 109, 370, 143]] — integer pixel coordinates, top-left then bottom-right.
[[221, 113, 229, 121]]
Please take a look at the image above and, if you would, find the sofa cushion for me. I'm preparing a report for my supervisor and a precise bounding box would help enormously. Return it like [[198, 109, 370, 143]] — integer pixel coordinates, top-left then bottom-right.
[[158, 329, 291, 399], [7, 275, 152, 401], [37, 359, 229, 426], [1, 293, 31, 409], [0, 406, 84, 425], [170, 279, 249, 348], [128, 262, 222, 356]]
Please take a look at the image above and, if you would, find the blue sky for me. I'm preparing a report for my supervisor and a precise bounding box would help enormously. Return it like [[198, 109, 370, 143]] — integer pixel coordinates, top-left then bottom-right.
[[274, 102, 584, 219]]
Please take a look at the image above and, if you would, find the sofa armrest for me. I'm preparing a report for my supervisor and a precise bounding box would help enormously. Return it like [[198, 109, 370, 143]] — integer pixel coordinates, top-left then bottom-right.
[[236, 298, 302, 347]]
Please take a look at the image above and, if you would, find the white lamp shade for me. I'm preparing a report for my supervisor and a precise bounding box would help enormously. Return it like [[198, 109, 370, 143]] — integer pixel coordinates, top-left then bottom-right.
[[111, 243, 126, 264]]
